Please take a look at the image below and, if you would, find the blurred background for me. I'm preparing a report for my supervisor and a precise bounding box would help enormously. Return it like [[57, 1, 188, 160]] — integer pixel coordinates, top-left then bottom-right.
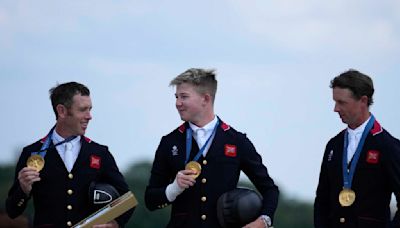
[[1, 0, 399, 227]]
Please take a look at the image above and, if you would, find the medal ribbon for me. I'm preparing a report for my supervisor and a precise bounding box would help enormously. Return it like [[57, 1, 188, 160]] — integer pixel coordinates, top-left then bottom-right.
[[31, 126, 77, 158], [185, 120, 219, 165], [342, 115, 375, 189]]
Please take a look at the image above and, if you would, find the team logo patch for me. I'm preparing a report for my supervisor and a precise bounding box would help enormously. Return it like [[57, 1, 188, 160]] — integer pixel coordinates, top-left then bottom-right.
[[327, 150, 334, 161], [90, 155, 101, 169], [366, 150, 380, 164], [171, 145, 178, 156], [224, 144, 237, 157]]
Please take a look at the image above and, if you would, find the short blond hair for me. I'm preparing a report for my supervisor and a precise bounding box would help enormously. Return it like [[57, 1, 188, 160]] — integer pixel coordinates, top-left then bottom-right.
[[170, 68, 217, 103]]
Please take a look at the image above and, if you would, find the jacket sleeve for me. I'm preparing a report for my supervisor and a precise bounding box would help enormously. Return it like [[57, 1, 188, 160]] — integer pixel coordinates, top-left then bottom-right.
[[239, 134, 279, 221], [101, 147, 134, 227], [145, 136, 174, 211], [314, 142, 332, 228], [6, 147, 31, 219]]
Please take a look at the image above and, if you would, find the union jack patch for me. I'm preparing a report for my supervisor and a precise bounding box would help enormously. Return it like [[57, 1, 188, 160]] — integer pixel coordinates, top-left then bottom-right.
[[366, 150, 380, 164], [90, 155, 101, 169], [224, 144, 237, 157]]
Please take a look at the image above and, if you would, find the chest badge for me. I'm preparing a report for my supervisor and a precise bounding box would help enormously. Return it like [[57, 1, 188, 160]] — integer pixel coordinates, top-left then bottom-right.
[[171, 145, 178, 156], [327, 150, 334, 161], [366, 150, 380, 164], [224, 144, 237, 157], [90, 155, 101, 169]]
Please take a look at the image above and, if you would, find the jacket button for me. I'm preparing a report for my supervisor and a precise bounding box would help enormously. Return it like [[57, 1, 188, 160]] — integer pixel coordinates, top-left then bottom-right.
[[201, 196, 207, 202], [67, 221, 72, 226], [68, 173, 73, 179], [67, 205, 72, 210], [201, 215, 206, 220], [67, 189, 73, 195], [201, 178, 207, 184], [202, 160, 207, 165], [340, 217, 345, 223]]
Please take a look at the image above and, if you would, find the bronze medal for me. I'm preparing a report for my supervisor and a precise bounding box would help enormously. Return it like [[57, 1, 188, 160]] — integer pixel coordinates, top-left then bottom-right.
[[185, 161, 201, 179], [27, 154, 45, 172], [339, 188, 356, 207]]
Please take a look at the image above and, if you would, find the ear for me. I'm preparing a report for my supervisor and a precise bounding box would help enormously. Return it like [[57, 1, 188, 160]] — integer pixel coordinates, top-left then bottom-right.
[[203, 93, 212, 105], [56, 104, 68, 119], [360, 95, 369, 106]]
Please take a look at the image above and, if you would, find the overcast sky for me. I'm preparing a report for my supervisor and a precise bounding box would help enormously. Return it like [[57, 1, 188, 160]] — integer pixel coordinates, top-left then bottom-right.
[[1, 0, 399, 201]]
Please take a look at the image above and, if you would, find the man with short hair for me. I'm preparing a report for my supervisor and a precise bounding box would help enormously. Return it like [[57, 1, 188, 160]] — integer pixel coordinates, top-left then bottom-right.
[[145, 68, 279, 227], [314, 70, 400, 227], [6, 82, 133, 227]]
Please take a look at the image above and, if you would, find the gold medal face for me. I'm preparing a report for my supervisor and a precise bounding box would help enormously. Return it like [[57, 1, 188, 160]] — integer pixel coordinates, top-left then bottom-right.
[[185, 161, 201, 179], [339, 188, 356, 207], [27, 155, 45, 172]]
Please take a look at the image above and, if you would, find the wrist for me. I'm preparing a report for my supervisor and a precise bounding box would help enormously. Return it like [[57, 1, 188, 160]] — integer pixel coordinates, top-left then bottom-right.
[[165, 176, 184, 202]]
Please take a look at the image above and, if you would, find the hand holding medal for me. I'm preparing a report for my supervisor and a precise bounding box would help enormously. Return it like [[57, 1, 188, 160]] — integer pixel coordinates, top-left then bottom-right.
[[26, 154, 45, 172], [185, 161, 201, 179]]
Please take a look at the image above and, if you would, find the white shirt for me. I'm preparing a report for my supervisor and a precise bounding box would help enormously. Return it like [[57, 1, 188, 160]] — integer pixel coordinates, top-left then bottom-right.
[[189, 115, 218, 157], [346, 116, 371, 163], [52, 130, 81, 172]]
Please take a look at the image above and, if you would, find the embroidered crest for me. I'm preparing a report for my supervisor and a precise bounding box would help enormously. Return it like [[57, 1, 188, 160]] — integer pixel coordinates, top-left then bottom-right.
[[90, 155, 101, 169], [366, 150, 380, 164], [224, 144, 237, 157], [327, 150, 334, 161], [171, 145, 178, 156]]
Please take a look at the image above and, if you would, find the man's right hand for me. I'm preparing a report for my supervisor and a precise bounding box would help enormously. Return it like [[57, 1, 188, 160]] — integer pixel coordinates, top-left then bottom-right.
[[176, 169, 197, 189], [18, 167, 41, 195]]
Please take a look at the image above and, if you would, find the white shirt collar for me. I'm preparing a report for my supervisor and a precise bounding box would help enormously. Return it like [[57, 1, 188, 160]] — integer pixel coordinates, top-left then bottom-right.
[[189, 115, 218, 132], [52, 129, 81, 146], [347, 116, 371, 136]]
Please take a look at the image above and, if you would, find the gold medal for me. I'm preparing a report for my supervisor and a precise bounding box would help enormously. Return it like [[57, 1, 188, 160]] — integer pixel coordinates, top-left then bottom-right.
[[185, 161, 201, 179], [27, 155, 45, 172], [339, 188, 356, 207]]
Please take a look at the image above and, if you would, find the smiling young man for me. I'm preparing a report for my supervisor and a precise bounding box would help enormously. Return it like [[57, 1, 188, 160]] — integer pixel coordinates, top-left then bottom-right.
[[314, 70, 400, 228], [6, 82, 133, 228], [145, 68, 279, 228]]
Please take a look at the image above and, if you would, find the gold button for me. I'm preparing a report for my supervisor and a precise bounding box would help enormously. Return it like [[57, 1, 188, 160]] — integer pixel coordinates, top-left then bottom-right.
[[201, 215, 206, 220], [67, 221, 72, 226], [67, 205, 72, 210], [340, 218, 345, 223], [202, 160, 207, 165], [67, 189, 73, 195], [201, 196, 207, 202], [68, 173, 73, 179], [201, 178, 207, 184]]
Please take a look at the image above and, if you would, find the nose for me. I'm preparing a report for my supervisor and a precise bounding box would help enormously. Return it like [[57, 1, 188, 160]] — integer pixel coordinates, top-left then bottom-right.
[[86, 111, 92, 120], [333, 103, 340, 112], [176, 98, 182, 107]]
